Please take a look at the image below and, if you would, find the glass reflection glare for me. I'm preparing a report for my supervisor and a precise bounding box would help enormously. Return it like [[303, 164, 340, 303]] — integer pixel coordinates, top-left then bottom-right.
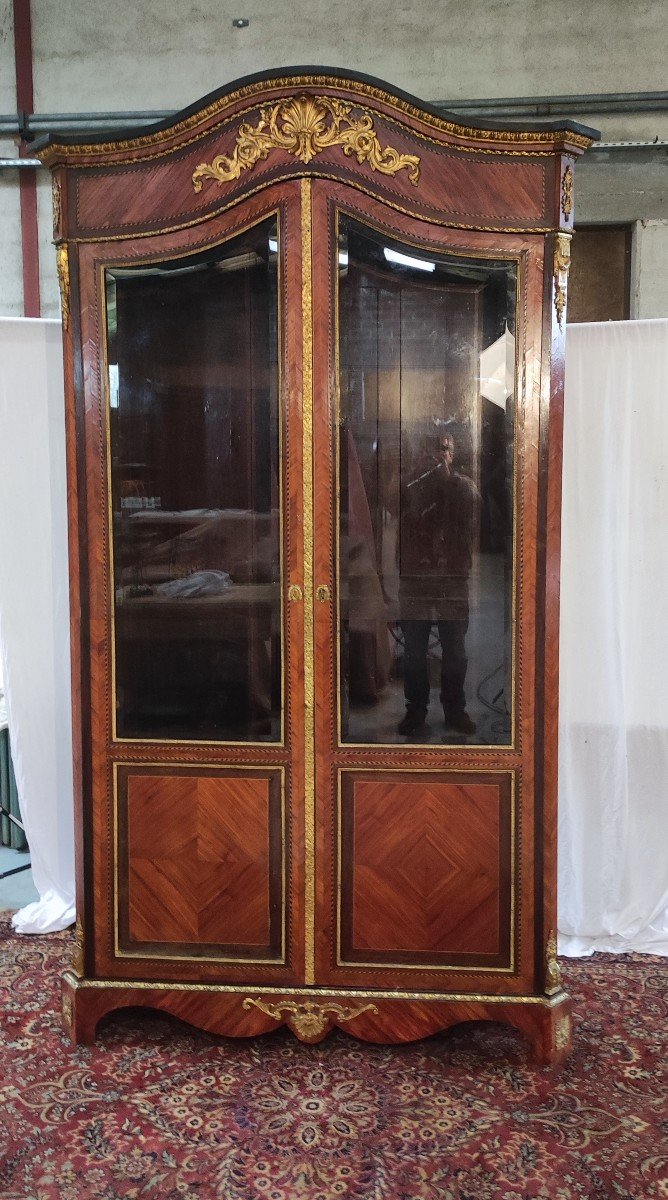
[[338, 216, 515, 746], [106, 219, 282, 742]]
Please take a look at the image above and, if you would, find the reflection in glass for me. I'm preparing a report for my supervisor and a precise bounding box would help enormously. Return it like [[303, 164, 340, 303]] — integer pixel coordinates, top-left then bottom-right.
[[338, 216, 515, 746], [107, 218, 282, 741]]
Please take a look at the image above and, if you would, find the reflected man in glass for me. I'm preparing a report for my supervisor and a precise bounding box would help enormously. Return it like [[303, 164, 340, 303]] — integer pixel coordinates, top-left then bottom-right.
[[398, 432, 479, 736]]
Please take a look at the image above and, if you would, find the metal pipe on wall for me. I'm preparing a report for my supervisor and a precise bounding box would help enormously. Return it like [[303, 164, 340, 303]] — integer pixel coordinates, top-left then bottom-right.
[[1, 90, 667, 142]]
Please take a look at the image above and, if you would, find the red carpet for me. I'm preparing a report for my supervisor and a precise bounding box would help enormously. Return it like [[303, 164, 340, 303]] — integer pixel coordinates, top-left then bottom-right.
[[0, 917, 666, 1199]]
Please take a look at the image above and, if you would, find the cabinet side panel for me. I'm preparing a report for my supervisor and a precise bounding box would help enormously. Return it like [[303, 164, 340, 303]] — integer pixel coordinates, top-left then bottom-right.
[[61, 235, 92, 968], [534, 225, 567, 987]]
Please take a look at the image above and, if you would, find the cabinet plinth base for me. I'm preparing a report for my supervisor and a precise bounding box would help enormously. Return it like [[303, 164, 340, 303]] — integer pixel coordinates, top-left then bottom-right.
[[61, 972, 573, 1065]]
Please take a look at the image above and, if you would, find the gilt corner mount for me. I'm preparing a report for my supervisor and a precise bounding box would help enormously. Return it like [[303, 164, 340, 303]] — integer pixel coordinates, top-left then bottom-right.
[[192, 94, 421, 191]]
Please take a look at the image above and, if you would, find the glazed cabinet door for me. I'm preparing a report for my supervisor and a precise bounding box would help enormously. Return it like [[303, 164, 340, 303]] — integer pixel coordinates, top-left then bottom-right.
[[76, 183, 309, 985], [310, 181, 545, 993]]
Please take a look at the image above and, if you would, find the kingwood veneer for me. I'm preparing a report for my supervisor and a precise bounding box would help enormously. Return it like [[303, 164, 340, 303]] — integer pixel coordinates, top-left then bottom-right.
[[36, 68, 598, 1062]]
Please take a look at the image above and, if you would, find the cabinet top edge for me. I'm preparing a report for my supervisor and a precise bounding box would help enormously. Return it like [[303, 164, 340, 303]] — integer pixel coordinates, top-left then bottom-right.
[[34, 65, 600, 168]]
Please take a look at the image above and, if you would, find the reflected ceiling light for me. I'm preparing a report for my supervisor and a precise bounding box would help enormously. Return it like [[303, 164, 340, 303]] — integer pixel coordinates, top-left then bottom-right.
[[269, 238, 278, 253], [108, 363, 119, 409], [338, 251, 349, 267], [213, 251, 263, 272], [384, 247, 435, 272]]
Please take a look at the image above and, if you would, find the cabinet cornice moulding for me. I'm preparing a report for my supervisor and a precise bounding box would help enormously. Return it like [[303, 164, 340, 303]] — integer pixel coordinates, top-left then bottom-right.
[[33, 67, 599, 169]]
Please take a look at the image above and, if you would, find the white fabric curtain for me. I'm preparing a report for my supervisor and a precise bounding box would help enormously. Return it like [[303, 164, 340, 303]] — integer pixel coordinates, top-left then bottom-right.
[[558, 319, 668, 955], [0, 318, 75, 932], [0, 316, 667, 951]]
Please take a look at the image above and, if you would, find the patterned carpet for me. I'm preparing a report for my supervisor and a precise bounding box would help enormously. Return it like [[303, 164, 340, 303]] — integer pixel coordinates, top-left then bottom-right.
[[0, 917, 666, 1200]]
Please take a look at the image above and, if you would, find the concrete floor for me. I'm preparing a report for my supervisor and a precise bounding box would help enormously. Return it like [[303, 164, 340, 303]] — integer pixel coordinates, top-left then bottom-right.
[[0, 846, 38, 912]]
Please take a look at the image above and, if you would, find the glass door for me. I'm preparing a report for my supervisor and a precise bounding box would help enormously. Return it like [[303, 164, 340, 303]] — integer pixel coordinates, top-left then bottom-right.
[[311, 182, 528, 990], [87, 186, 308, 983], [336, 214, 517, 749], [107, 217, 284, 745]]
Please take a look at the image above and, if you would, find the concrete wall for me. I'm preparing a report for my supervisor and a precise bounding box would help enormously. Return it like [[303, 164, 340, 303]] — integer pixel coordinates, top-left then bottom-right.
[[632, 222, 668, 318], [1, 0, 667, 317], [27, 0, 668, 109]]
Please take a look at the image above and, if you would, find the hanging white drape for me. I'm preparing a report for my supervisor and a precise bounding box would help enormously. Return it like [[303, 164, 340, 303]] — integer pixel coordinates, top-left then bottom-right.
[[558, 319, 668, 955], [0, 318, 75, 932], [0, 316, 666, 950]]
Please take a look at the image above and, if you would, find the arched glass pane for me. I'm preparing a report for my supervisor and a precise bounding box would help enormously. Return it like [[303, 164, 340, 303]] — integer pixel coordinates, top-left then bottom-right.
[[337, 215, 515, 747], [106, 217, 282, 742]]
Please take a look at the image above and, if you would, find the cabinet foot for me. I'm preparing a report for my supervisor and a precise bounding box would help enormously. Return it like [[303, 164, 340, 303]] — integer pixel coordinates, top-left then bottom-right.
[[61, 973, 573, 1063], [500, 995, 573, 1065]]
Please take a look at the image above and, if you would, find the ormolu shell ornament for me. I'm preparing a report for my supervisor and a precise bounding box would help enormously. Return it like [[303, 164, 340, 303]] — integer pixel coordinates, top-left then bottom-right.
[[193, 95, 421, 191]]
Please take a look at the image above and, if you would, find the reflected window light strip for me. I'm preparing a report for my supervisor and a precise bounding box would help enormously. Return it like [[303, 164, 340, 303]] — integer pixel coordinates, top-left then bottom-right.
[[109, 363, 119, 409], [383, 247, 435, 272]]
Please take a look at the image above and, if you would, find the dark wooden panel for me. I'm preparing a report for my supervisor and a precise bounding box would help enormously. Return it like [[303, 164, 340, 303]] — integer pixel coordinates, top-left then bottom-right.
[[118, 765, 283, 959], [568, 224, 631, 323], [340, 771, 512, 968]]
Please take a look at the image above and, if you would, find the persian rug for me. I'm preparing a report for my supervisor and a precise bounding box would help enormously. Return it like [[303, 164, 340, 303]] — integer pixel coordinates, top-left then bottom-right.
[[0, 917, 666, 1200]]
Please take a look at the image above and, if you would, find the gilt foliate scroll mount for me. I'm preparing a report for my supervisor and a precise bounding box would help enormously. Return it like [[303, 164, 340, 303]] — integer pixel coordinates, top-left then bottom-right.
[[192, 95, 421, 192], [554, 233, 572, 328], [544, 929, 563, 996], [243, 996, 379, 1040]]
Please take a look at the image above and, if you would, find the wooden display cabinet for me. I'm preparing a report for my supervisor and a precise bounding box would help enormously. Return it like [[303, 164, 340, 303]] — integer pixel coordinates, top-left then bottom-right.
[[36, 69, 598, 1062]]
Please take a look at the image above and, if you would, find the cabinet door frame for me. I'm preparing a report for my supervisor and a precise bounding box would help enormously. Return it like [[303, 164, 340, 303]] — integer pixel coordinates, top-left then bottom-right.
[[74, 180, 310, 985], [310, 179, 546, 993]]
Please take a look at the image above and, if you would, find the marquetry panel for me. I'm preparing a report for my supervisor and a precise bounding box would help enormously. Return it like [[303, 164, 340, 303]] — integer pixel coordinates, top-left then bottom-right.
[[117, 766, 284, 960], [339, 771, 513, 969], [70, 138, 553, 241]]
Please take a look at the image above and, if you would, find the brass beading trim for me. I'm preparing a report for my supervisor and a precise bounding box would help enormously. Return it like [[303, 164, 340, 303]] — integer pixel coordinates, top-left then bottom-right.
[[301, 177, 316, 984], [63, 969, 569, 1008]]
